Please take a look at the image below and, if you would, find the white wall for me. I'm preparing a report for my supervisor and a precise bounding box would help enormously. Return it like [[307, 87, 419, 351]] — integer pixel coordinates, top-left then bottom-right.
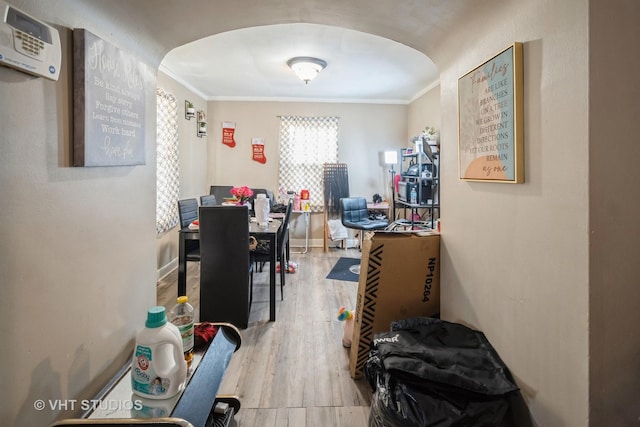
[[410, 2, 640, 424], [408, 85, 441, 140], [156, 71, 209, 276], [153, 99, 408, 271], [0, 3, 159, 426], [431, 0, 591, 425], [588, 0, 640, 424], [206, 101, 407, 244], [2, 1, 638, 426]]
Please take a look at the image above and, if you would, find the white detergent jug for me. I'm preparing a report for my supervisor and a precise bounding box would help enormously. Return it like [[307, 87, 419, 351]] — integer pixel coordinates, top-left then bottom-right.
[[255, 193, 270, 226], [131, 306, 187, 400]]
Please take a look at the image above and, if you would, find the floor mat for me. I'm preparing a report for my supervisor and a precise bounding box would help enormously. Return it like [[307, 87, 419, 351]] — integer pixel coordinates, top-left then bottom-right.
[[326, 257, 361, 282]]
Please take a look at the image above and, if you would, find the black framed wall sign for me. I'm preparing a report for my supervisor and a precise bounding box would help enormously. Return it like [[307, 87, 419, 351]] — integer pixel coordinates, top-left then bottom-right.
[[73, 29, 147, 167], [458, 42, 524, 183]]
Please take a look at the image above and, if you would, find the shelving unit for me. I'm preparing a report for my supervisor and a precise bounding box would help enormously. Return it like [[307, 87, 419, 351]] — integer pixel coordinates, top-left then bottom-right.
[[394, 140, 440, 229]]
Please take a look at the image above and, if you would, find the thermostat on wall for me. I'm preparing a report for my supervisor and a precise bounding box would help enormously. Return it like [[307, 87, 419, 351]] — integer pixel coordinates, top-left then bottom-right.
[[0, 0, 61, 80]]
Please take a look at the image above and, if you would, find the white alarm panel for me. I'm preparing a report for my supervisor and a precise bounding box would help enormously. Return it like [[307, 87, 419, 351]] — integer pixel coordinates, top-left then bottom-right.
[[0, 0, 61, 80]]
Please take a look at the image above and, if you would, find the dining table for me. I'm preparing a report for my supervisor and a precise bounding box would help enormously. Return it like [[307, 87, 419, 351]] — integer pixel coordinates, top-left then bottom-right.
[[178, 218, 282, 322]]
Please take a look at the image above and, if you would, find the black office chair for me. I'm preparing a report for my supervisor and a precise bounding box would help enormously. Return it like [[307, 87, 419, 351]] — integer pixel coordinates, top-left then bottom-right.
[[252, 198, 293, 300], [340, 197, 389, 249], [178, 198, 200, 262], [200, 194, 217, 206]]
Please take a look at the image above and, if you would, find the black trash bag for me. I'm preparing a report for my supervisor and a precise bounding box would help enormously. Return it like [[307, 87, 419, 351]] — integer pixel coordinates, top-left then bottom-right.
[[364, 317, 519, 427]]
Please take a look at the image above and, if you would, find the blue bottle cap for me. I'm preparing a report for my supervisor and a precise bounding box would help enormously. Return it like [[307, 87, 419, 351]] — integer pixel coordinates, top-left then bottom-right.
[[145, 306, 168, 328]]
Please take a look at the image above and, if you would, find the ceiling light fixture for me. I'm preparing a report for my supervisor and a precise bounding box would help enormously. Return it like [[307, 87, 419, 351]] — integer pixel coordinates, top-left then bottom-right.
[[287, 57, 327, 84]]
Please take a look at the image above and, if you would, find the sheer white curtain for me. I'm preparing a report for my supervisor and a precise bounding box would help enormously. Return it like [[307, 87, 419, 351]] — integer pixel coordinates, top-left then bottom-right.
[[278, 116, 339, 212], [156, 88, 180, 234]]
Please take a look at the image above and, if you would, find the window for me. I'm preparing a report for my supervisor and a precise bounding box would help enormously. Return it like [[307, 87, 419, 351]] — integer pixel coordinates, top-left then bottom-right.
[[156, 88, 180, 234], [278, 116, 339, 211]]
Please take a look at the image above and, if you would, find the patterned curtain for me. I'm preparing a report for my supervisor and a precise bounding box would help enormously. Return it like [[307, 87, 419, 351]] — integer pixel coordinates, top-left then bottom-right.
[[156, 88, 180, 234], [278, 116, 339, 212]]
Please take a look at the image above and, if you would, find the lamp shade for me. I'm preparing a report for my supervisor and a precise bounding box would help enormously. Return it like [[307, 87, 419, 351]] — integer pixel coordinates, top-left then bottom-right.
[[384, 150, 398, 165], [287, 57, 327, 83]]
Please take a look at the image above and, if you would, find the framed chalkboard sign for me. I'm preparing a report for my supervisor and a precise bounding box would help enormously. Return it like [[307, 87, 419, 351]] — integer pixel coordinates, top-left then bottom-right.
[[73, 29, 147, 166], [458, 42, 524, 183]]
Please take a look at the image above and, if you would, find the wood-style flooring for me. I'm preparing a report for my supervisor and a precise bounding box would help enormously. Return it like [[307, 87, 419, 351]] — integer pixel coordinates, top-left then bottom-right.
[[156, 247, 372, 426]]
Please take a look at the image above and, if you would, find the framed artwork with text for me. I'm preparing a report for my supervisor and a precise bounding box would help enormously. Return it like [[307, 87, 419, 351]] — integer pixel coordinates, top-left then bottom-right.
[[73, 29, 147, 167], [458, 42, 524, 183]]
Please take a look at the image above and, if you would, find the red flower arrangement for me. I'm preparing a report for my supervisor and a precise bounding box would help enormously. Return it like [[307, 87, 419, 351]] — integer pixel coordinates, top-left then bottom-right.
[[230, 186, 253, 204]]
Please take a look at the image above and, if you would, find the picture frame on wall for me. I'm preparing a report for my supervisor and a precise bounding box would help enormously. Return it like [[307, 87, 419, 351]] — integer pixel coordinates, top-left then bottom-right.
[[72, 29, 147, 167], [458, 42, 524, 183]]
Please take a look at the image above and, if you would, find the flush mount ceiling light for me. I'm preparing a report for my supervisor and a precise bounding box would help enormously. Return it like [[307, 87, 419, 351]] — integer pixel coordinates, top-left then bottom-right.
[[287, 56, 327, 84]]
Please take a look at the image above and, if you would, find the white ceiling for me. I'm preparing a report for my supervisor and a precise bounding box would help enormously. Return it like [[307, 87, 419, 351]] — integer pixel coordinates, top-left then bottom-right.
[[160, 23, 439, 104]]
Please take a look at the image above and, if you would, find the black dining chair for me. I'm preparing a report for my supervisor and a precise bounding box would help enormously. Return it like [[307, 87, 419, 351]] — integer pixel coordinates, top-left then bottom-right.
[[252, 198, 293, 300], [178, 198, 200, 263], [199, 205, 252, 329], [200, 194, 217, 206], [178, 198, 199, 228], [340, 197, 389, 249], [250, 188, 276, 213], [209, 185, 234, 203]]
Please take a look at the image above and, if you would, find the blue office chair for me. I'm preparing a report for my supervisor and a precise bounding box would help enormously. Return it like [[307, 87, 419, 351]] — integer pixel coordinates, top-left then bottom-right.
[[340, 197, 389, 249]]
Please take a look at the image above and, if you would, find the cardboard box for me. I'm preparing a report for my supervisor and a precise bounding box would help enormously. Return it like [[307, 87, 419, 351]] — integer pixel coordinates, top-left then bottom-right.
[[349, 230, 440, 379]]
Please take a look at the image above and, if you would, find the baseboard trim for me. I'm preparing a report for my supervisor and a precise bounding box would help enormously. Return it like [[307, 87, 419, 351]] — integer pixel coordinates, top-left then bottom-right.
[[158, 257, 178, 281], [290, 238, 358, 249]]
